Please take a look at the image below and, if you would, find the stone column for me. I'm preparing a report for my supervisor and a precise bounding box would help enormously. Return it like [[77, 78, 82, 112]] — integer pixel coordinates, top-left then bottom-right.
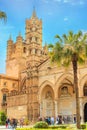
[[40, 102, 42, 117], [54, 100, 58, 118], [79, 98, 83, 123]]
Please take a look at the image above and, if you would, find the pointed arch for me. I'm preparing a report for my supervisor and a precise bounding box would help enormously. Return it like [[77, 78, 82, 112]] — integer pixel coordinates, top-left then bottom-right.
[[55, 73, 73, 99], [1, 88, 9, 93], [39, 80, 54, 102], [79, 74, 87, 96]]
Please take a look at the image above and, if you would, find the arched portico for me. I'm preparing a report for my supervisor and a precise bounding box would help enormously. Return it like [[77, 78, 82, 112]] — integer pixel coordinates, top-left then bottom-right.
[[39, 81, 55, 118], [79, 75, 87, 122], [55, 73, 75, 123], [55, 73, 74, 99], [79, 74, 87, 97]]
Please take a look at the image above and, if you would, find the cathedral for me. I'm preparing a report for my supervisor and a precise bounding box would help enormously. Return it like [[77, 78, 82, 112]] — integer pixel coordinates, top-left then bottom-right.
[[0, 9, 87, 123]]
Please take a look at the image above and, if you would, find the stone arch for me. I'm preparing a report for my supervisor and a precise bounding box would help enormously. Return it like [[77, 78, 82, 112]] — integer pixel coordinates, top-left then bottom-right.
[[55, 73, 73, 99], [39, 80, 55, 117], [79, 74, 87, 97], [39, 80, 54, 102], [55, 73, 75, 119], [1, 88, 9, 105], [1, 88, 9, 93]]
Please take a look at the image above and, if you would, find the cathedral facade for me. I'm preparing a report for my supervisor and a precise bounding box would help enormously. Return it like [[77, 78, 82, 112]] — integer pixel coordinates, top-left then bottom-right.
[[0, 10, 87, 123]]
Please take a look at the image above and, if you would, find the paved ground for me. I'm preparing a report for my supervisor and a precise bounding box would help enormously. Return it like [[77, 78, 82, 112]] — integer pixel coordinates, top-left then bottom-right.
[[0, 125, 33, 130], [0, 126, 10, 130], [0, 125, 20, 130]]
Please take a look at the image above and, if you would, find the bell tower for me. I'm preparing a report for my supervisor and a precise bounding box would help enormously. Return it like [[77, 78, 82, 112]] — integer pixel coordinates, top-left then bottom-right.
[[26, 8, 42, 46], [25, 8, 47, 67]]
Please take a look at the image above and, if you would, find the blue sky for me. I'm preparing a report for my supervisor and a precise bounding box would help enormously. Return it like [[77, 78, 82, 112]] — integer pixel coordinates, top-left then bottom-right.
[[0, 0, 87, 73]]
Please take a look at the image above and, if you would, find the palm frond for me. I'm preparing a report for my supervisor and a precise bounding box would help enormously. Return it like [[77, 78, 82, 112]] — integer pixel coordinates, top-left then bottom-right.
[[55, 35, 62, 43], [0, 11, 7, 22]]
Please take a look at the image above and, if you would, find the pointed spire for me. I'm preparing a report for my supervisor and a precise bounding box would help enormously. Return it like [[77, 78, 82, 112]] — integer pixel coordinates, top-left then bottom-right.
[[9, 34, 12, 40], [31, 6, 37, 19], [18, 31, 21, 36]]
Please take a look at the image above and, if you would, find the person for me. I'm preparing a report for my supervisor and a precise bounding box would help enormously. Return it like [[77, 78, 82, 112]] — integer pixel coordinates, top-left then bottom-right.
[[58, 116, 62, 124], [51, 116, 54, 125], [13, 118, 17, 129], [6, 119, 8, 128], [20, 118, 24, 127], [74, 116, 76, 123], [48, 117, 51, 125], [55, 116, 59, 125], [7, 118, 10, 128]]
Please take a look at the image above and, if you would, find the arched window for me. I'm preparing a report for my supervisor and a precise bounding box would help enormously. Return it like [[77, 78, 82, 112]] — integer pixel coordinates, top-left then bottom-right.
[[84, 85, 87, 96], [35, 49, 37, 54], [3, 94, 6, 102], [23, 47, 26, 53], [3, 82, 7, 87]]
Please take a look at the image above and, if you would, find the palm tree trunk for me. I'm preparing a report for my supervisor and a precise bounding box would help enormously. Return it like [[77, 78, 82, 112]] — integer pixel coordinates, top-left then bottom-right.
[[72, 54, 81, 129]]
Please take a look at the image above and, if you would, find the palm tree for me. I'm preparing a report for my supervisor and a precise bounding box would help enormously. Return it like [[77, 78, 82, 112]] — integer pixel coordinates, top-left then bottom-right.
[[48, 30, 87, 129], [0, 11, 7, 22]]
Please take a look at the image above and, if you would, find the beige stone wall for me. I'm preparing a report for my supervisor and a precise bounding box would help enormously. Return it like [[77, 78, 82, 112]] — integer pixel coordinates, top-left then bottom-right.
[[38, 62, 87, 122], [0, 74, 19, 111], [7, 105, 27, 119], [7, 94, 27, 119]]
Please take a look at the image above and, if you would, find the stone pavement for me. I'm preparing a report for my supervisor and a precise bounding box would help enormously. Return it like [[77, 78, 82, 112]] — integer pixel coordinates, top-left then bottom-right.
[[0, 126, 10, 130], [0, 125, 33, 130], [0, 125, 18, 130]]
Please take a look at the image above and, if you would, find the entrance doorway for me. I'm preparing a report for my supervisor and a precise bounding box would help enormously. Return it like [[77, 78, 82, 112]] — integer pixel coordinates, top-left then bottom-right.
[[84, 103, 87, 122]]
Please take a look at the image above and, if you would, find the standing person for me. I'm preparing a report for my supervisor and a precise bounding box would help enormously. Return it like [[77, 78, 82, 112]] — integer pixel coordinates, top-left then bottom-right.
[[5, 119, 8, 128], [51, 116, 54, 125], [20, 118, 24, 127], [55, 116, 59, 125], [7, 118, 10, 128]]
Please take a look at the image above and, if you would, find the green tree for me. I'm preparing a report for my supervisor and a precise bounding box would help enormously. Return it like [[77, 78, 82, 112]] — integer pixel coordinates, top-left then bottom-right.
[[0, 111, 7, 125], [0, 11, 7, 22], [48, 30, 87, 129]]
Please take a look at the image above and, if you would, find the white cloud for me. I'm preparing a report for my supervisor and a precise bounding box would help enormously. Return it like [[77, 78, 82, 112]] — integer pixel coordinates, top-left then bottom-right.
[[63, 0, 69, 3], [79, 1, 84, 5], [81, 30, 87, 34], [54, 0, 62, 2], [64, 17, 68, 21], [42, 0, 49, 3], [70, 0, 85, 6]]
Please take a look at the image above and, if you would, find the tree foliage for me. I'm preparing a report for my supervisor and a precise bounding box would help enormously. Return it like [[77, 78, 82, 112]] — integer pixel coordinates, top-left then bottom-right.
[[48, 30, 87, 129], [0, 11, 7, 22]]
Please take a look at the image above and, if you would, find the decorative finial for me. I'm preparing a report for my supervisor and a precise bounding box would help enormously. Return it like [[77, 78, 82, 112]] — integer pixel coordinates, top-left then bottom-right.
[[9, 34, 12, 40], [18, 31, 21, 36], [32, 6, 37, 18]]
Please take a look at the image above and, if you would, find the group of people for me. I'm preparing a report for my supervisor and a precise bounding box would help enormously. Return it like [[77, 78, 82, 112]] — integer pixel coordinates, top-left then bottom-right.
[[38, 115, 62, 125], [6, 117, 24, 129], [38, 115, 76, 125], [6, 118, 18, 129]]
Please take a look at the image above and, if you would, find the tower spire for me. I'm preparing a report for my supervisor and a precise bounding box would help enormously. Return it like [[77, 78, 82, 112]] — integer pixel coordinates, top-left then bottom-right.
[[31, 6, 37, 18], [9, 34, 12, 40]]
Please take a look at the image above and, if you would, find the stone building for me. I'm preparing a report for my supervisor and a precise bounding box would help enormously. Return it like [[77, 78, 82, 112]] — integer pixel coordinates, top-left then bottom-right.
[[0, 9, 87, 123]]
